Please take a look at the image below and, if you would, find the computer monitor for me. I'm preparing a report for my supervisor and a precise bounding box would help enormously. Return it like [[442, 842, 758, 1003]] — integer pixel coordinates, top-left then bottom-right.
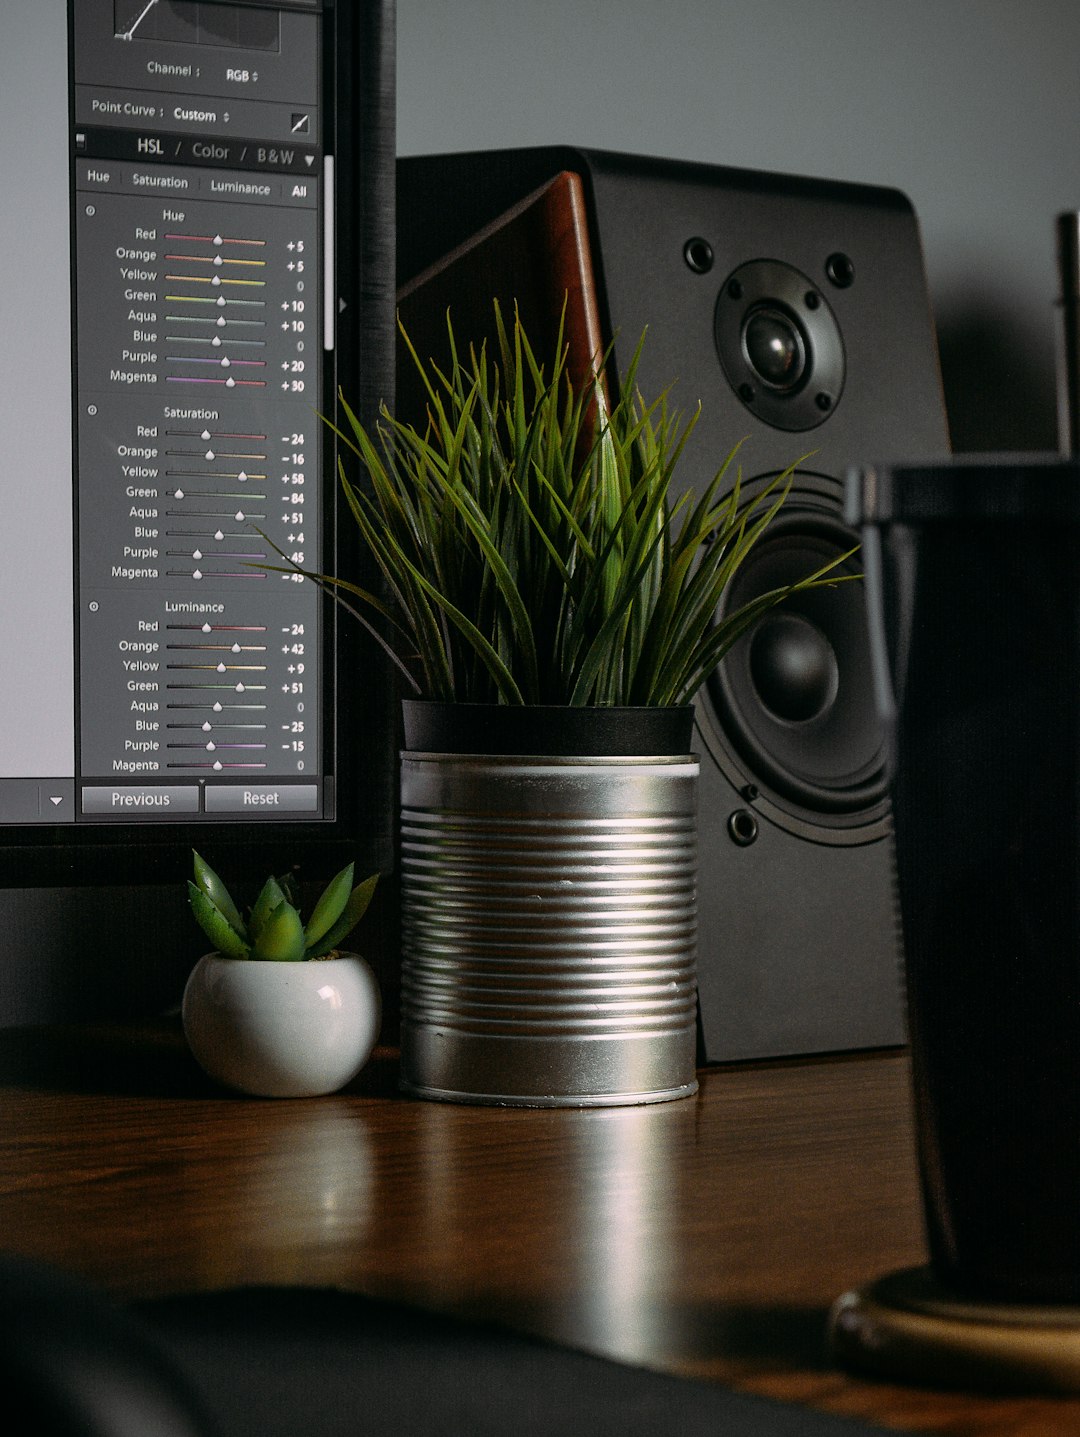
[[0, 0, 397, 894]]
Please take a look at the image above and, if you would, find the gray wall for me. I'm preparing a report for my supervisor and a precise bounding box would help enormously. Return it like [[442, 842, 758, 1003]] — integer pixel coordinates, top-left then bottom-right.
[[398, 0, 1080, 451], [4, 1, 1078, 1024]]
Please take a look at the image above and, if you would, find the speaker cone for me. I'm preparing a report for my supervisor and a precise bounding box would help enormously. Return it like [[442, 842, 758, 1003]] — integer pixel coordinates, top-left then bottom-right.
[[705, 476, 887, 823]]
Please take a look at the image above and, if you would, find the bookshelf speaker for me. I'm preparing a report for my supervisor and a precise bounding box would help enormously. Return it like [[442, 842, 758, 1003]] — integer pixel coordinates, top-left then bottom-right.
[[396, 147, 950, 1061]]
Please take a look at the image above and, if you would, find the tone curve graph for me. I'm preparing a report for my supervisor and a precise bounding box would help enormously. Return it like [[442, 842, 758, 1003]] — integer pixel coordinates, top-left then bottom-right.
[[113, 0, 280, 52]]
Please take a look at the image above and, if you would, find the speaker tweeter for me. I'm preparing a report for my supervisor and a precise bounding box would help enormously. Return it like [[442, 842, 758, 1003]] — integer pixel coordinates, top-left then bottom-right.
[[715, 259, 845, 431]]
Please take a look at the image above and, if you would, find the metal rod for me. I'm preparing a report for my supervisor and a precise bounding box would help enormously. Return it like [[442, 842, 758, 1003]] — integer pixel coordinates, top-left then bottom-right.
[[1057, 212, 1080, 457]]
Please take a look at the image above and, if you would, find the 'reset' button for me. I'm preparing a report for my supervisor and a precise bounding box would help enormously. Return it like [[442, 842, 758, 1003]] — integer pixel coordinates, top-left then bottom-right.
[[204, 784, 318, 813]]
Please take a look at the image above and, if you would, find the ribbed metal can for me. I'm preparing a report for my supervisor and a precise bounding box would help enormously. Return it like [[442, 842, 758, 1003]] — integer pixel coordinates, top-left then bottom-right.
[[399, 751, 699, 1106]]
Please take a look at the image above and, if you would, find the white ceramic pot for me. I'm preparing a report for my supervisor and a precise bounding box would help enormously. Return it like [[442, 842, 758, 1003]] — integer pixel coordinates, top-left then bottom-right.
[[182, 952, 381, 1097]]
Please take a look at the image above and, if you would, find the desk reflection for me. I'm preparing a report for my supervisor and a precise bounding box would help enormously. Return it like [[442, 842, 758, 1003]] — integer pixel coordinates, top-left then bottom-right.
[[407, 1098, 688, 1364], [178, 1104, 377, 1290]]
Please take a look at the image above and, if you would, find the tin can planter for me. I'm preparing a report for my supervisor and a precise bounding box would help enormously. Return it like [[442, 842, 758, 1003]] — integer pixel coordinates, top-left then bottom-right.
[[398, 702, 700, 1107]]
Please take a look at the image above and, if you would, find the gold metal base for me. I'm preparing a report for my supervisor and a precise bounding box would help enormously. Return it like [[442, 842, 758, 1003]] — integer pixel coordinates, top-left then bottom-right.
[[829, 1266, 1080, 1394]]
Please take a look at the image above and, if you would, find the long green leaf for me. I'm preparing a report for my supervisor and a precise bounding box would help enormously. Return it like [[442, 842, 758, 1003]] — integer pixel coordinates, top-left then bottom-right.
[[304, 861, 354, 948], [250, 876, 289, 941], [305, 873, 380, 958], [191, 851, 246, 939], [188, 882, 251, 958], [250, 900, 307, 962]]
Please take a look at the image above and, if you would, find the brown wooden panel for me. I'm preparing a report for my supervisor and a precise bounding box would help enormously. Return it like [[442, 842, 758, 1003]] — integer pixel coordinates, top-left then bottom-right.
[[396, 170, 604, 430]]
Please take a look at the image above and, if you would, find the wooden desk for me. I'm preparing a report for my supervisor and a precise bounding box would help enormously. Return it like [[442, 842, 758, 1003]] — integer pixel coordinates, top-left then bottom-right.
[[0, 1023, 1074, 1435]]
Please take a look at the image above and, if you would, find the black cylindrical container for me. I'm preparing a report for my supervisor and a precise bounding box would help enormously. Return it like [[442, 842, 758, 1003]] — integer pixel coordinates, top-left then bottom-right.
[[849, 456, 1080, 1302]]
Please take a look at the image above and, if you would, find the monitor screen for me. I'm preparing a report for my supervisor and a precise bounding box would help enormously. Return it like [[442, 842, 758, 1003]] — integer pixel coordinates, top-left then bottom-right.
[[0, 0, 396, 884]]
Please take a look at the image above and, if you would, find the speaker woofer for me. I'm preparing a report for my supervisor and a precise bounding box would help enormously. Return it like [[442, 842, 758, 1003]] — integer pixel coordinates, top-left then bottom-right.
[[706, 478, 887, 820]]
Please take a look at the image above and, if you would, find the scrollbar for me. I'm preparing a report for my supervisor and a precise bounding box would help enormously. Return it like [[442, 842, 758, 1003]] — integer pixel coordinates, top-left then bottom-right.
[[323, 154, 335, 352]]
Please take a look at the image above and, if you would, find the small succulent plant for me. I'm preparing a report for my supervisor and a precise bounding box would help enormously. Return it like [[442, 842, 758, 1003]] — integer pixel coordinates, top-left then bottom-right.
[[188, 850, 378, 962]]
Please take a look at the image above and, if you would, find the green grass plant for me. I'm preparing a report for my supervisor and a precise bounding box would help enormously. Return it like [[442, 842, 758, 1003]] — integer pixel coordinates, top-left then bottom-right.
[[318, 304, 851, 707]]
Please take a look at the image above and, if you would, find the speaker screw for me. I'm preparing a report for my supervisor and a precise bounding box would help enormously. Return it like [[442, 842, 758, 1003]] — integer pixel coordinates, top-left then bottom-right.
[[815, 392, 833, 412], [728, 810, 759, 847], [739, 382, 756, 403], [805, 291, 820, 310], [727, 278, 744, 300], [740, 784, 759, 802]]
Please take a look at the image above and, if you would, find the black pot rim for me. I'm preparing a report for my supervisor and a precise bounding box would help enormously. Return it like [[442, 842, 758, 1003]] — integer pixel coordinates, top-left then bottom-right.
[[401, 700, 695, 757]]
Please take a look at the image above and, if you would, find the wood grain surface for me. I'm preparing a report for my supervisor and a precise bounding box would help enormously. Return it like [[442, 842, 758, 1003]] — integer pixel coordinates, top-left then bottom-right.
[[2, 1022, 1077, 1434]]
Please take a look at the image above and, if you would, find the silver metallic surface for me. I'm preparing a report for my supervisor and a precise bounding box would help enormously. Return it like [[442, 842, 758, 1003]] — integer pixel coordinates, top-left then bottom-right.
[[399, 753, 700, 1106]]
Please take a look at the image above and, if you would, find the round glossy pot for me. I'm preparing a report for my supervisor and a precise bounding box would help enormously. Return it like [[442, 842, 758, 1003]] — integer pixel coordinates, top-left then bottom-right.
[[182, 952, 381, 1097]]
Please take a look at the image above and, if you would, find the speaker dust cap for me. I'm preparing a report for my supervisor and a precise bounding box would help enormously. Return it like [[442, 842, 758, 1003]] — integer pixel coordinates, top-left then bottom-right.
[[716, 259, 845, 431]]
